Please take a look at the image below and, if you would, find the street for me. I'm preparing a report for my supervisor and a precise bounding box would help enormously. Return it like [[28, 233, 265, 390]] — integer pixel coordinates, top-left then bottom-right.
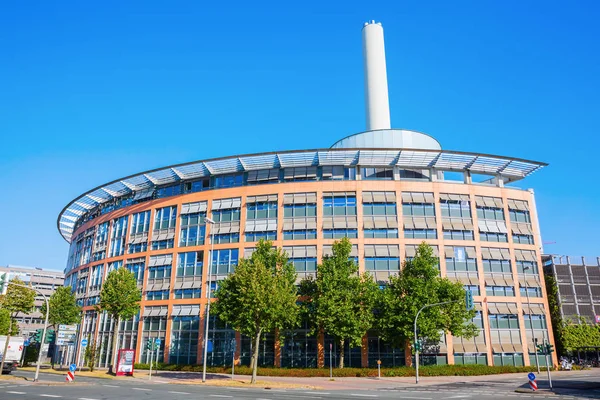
[[1, 369, 600, 400]]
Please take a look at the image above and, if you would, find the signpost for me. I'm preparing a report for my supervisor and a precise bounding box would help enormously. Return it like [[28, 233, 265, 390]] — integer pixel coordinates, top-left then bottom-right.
[[148, 338, 160, 380], [528, 372, 537, 391], [66, 363, 76, 382], [329, 343, 333, 380], [78, 339, 88, 372]]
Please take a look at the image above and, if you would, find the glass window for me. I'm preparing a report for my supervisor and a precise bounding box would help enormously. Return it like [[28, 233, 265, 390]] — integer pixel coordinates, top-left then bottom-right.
[[404, 229, 437, 239], [443, 230, 474, 240], [213, 173, 243, 188], [402, 203, 435, 217], [365, 257, 400, 271], [246, 231, 277, 242], [283, 204, 317, 218], [211, 249, 239, 276], [170, 315, 200, 365], [509, 209, 531, 223], [440, 199, 471, 218], [156, 184, 182, 198], [482, 259, 512, 273], [323, 229, 358, 239], [154, 206, 177, 230], [109, 216, 128, 258], [247, 201, 278, 219], [212, 208, 241, 222], [283, 230, 317, 240], [363, 203, 397, 216], [177, 252, 204, 277], [211, 232, 239, 244], [180, 212, 206, 247], [364, 229, 398, 239], [174, 288, 202, 299], [323, 194, 356, 216], [477, 207, 505, 221], [361, 167, 394, 180]]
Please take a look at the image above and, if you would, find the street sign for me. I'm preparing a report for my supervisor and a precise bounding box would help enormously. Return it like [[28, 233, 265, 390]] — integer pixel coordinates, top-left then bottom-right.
[[207, 340, 213, 353], [81, 339, 88, 347], [23, 339, 30, 347], [69, 364, 77, 372], [58, 324, 77, 332], [155, 338, 161, 346], [528, 372, 536, 381]]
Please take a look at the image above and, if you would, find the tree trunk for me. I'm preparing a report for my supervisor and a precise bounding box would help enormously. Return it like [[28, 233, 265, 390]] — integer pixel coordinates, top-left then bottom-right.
[[0, 318, 12, 374], [110, 315, 120, 374], [338, 339, 345, 369], [251, 328, 262, 384]]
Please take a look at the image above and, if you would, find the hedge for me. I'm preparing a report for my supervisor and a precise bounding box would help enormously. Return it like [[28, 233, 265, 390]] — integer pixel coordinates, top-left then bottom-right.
[[132, 363, 546, 377]]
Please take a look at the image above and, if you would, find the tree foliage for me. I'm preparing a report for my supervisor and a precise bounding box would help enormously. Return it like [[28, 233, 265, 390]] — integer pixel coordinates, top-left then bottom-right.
[[299, 237, 379, 368], [376, 242, 477, 359], [97, 268, 141, 372], [0, 309, 19, 336], [0, 277, 35, 372], [544, 274, 565, 355], [41, 286, 82, 327], [560, 317, 600, 351], [84, 335, 101, 372], [212, 239, 299, 383]]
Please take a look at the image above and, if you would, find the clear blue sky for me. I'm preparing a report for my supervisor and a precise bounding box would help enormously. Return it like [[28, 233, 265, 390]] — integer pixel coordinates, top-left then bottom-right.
[[1, 1, 599, 271]]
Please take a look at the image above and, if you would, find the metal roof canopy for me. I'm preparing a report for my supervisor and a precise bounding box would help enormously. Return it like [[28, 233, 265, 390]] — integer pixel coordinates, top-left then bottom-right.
[[57, 147, 547, 243]]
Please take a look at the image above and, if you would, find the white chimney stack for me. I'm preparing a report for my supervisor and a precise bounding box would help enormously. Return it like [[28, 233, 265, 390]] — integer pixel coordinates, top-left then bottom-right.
[[362, 21, 391, 131]]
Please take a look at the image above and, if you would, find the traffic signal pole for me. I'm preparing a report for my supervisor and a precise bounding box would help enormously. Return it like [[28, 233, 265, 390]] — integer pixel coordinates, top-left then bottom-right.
[[414, 299, 462, 384]]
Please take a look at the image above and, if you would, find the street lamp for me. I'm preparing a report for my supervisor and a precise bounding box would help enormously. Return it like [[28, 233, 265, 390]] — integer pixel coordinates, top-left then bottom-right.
[[202, 216, 216, 383], [523, 265, 541, 374], [7, 282, 49, 382]]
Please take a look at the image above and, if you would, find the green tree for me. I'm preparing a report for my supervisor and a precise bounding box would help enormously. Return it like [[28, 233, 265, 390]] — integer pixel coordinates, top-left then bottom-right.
[[376, 242, 477, 366], [41, 285, 82, 369], [41, 286, 82, 328], [212, 239, 299, 383], [0, 277, 35, 373], [96, 268, 141, 374], [544, 274, 565, 355], [561, 317, 600, 351], [84, 335, 101, 372], [0, 309, 19, 336], [299, 237, 379, 368]]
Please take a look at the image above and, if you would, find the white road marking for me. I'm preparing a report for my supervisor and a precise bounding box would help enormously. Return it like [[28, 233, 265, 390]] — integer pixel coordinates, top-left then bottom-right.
[[350, 395, 378, 398], [102, 384, 119, 388], [40, 395, 62, 398], [309, 393, 331, 395], [132, 387, 152, 391], [209, 396, 233, 398], [168, 391, 190, 395], [154, 380, 169, 383], [6, 391, 27, 395]]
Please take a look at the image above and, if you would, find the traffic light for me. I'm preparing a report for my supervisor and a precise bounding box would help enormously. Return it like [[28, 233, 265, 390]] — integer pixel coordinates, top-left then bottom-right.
[[536, 344, 545, 354], [45, 329, 55, 344], [465, 290, 474, 310], [546, 343, 554, 354], [413, 340, 422, 352], [34, 328, 43, 343], [146, 338, 153, 350]]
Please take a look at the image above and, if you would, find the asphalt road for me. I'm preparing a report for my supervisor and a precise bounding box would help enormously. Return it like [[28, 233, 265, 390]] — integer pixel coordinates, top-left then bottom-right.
[[1, 370, 599, 400]]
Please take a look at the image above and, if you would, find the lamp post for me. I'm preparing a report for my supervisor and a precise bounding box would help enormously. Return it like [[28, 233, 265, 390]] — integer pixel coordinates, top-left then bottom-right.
[[202, 216, 216, 383], [414, 300, 458, 384], [523, 265, 541, 374], [7, 282, 49, 382]]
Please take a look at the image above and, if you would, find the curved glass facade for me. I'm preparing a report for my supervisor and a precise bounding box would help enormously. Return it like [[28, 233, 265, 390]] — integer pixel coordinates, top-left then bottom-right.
[[61, 163, 557, 368]]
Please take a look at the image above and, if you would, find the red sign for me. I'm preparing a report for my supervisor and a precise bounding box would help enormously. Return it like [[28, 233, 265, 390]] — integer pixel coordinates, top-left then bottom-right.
[[116, 349, 136, 376], [66, 371, 74, 382]]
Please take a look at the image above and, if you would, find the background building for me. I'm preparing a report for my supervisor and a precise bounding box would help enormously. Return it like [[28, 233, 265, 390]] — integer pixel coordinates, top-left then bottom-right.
[[543, 255, 600, 324], [0, 265, 65, 338], [57, 21, 557, 368]]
